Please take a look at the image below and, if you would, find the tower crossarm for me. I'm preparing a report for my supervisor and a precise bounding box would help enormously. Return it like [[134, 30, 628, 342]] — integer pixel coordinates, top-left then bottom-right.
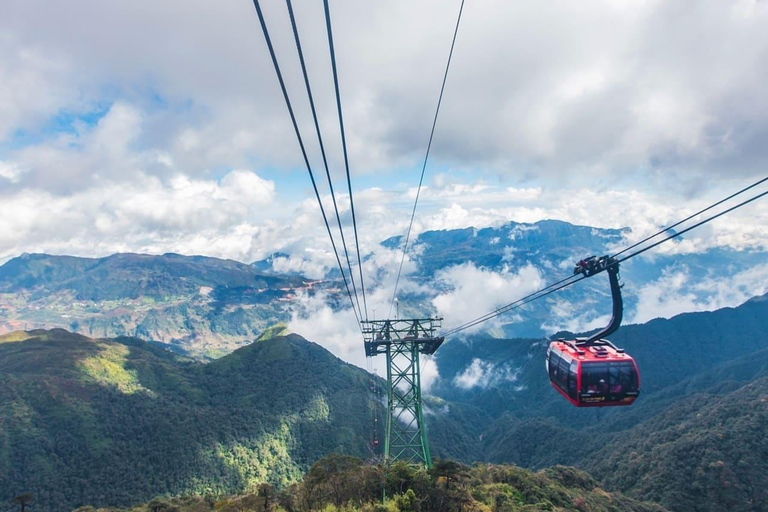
[[362, 317, 444, 356]]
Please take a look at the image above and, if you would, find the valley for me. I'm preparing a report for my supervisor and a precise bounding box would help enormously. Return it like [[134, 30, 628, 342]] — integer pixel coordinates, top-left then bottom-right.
[[0, 253, 315, 358]]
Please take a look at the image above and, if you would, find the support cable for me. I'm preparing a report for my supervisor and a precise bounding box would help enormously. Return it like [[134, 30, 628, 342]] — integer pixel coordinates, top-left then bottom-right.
[[441, 274, 585, 337], [442, 275, 587, 337], [445, 175, 768, 336], [613, 175, 768, 258], [285, 0, 363, 320], [251, 0, 361, 329], [441, 182, 768, 337], [324, 0, 369, 321], [389, 0, 466, 318], [616, 188, 768, 265]]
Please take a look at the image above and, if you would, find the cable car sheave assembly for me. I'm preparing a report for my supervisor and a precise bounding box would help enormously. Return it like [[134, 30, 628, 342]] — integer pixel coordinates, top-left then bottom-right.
[[249, 0, 768, 469]]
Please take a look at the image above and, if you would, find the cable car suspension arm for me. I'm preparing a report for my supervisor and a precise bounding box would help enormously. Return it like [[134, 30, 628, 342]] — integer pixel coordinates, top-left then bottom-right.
[[573, 256, 623, 347]]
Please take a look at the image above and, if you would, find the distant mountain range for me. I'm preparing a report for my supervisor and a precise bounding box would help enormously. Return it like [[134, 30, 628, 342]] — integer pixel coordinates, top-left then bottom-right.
[[0, 253, 313, 358], [377, 219, 768, 337], [1, 219, 766, 359]]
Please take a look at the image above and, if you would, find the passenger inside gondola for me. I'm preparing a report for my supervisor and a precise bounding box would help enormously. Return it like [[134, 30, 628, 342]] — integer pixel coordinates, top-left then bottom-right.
[[581, 362, 638, 398]]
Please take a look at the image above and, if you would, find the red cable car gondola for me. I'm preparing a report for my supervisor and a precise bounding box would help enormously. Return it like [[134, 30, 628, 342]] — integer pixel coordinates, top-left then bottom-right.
[[546, 256, 640, 407]]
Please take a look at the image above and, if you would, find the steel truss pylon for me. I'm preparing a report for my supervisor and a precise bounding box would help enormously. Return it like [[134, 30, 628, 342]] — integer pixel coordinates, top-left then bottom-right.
[[362, 318, 444, 468]]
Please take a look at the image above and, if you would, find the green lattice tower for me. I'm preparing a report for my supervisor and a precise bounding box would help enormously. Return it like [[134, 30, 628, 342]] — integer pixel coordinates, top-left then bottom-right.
[[363, 318, 444, 468]]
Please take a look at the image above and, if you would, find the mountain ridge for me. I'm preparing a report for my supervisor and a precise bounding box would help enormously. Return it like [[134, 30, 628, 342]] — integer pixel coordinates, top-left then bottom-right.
[[0, 252, 314, 358], [4, 218, 766, 358], [0, 328, 378, 512]]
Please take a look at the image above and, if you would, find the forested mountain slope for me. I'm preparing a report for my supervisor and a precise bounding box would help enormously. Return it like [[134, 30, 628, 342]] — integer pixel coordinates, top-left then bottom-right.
[[431, 292, 768, 434], [586, 376, 768, 512], [79, 456, 667, 512], [425, 294, 768, 512], [0, 329, 377, 512]]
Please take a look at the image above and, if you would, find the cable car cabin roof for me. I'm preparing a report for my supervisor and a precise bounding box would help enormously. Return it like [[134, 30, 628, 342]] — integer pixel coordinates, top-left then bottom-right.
[[549, 339, 634, 362]]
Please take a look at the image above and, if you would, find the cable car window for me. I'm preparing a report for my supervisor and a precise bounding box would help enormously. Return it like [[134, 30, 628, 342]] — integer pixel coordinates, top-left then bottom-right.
[[608, 365, 622, 394], [614, 362, 638, 393], [549, 352, 561, 383], [568, 360, 578, 400], [581, 363, 609, 395], [557, 355, 570, 390]]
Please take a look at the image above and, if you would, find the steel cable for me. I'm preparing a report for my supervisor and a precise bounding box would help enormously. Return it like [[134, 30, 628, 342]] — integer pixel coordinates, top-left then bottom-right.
[[324, 0, 369, 321], [251, 0, 361, 330], [285, 0, 363, 321], [389, 0, 466, 318]]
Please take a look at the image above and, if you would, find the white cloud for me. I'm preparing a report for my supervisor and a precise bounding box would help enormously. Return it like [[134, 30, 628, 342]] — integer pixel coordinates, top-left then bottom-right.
[[631, 263, 768, 324], [631, 267, 708, 323], [508, 224, 539, 241], [432, 262, 544, 333], [539, 297, 613, 336], [421, 356, 439, 392], [270, 254, 332, 280], [0, 39, 75, 139], [215, 169, 275, 205], [91, 102, 143, 157], [287, 290, 366, 366], [453, 358, 521, 390], [0, 169, 276, 263], [0, 161, 22, 183], [1, 0, 766, 180]]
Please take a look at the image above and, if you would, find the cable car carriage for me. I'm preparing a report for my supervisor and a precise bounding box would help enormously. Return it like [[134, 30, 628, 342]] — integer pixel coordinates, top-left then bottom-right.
[[546, 256, 640, 407]]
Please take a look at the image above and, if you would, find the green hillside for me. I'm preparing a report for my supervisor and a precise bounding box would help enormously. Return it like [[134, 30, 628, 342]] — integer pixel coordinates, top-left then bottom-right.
[[420, 295, 768, 512], [72, 455, 668, 512], [3, 291, 768, 512], [0, 329, 379, 512], [585, 376, 768, 512]]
